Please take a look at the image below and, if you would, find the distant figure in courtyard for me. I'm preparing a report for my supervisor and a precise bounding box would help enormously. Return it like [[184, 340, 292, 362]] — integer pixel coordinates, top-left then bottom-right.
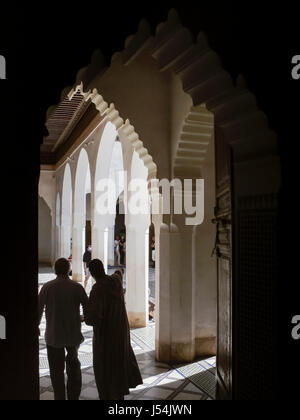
[[85, 259, 143, 400], [38, 258, 89, 400], [83, 245, 92, 289], [119, 235, 126, 266], [114, 235, 121, 266], [151, 236, 155, 268]]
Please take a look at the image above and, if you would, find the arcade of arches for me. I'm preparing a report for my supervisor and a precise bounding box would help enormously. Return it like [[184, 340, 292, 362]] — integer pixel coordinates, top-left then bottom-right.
[[39, 10, 280, 400]]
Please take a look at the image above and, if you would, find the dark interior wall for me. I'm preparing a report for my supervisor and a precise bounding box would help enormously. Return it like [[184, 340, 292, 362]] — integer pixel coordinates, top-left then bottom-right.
[[0, 11, 40, 399], [115, 214, 126, 238], [38, 196, 52, 264]]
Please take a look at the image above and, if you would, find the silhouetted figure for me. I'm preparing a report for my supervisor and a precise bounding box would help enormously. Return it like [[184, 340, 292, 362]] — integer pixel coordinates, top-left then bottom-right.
[[39, 258, 89, 400], [85, 259, 143, 400], [151, 236, 155, 268], [83, 245, 92, 289], [119, 235, 126, 266]]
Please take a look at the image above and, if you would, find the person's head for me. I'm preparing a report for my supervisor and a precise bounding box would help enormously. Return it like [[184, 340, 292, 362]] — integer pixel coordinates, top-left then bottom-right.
[[89, 259, 106, 280], [121, 235, 125, 241], [115, 268, 124, 276], [55, 258, 71, 276], [116, 235, 120, 241]]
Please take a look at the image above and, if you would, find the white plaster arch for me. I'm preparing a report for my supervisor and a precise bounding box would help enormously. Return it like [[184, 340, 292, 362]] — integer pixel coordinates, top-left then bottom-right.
[[56, 193, 61, 226], [72, 148, 92, 281], [44, 8, 281, 365], [68, 84, 159, 190], [55, 192, 61, 260], [74, 148, 91, 227], [61, 163, 73, 259], [52, 9, 278, 188], [94, 122, 118, 185]]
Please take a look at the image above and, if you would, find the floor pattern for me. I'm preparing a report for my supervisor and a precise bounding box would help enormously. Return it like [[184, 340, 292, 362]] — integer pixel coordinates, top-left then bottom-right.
[[39, 268, 216, 401]]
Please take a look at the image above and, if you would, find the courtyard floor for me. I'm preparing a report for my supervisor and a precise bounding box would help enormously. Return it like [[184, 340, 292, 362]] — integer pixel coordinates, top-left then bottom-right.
[[39, 267, 216, 401]]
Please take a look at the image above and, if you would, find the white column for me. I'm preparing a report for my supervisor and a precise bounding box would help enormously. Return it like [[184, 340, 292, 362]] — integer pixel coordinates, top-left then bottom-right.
[[92, 224, 109, 272], [156, 220, 196, 363], [108, 226, 115, 266], [51, 211, 56, 265], [60, 219, 71, 259], [126, 223, 149, 328], [193, 222, 217, 356], [92, 224, 98, 261], [193, 158, 217, 356], [72, 224, 85, 282], [55, 225, 61, 260]]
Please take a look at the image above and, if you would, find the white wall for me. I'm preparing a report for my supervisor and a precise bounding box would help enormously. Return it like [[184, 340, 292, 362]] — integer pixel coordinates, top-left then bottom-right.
[[170, 73, 193, 169], [194, 128, 217, 355]]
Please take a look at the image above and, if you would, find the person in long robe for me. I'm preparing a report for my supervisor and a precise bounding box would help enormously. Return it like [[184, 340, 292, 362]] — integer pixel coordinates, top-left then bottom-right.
[[84, 259, 143, 400]]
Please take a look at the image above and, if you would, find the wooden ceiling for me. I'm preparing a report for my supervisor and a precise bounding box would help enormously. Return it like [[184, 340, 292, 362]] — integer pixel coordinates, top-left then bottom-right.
[[41, 91, 97, 165]]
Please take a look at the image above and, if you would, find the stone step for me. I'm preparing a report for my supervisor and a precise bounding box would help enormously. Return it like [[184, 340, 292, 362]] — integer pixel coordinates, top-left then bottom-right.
[[175, 156, 206, 166]]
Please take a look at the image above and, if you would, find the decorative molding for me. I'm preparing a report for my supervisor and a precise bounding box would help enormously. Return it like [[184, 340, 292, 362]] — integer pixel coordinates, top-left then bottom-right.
[[68, 83, 159, 190], [122, 19, 152, 66], [238, 194, 278, 211]]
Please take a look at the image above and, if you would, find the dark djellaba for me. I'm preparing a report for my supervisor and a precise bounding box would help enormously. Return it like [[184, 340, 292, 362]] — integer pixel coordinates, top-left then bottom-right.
[[85, 260, 143, 400], [0, 55, 6, 80], [292, 315, 300, 340]]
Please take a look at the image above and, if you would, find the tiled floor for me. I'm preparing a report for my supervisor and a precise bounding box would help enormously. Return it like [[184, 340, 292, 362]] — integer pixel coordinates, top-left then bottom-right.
[[39, 267, 216, 401]]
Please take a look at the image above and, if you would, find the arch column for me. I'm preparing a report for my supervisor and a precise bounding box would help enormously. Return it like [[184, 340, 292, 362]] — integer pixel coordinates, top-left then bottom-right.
[[92, 215, 110, 272], [55, 194, 61, 261], [60, 217, 72, 259], [72, 222, 85, 282], [61, 164, 73, 261], [55, 225, 61, 260], [49, 211, 56, 265], [126, 220, 149, 328], [73, 148, 92, 281]]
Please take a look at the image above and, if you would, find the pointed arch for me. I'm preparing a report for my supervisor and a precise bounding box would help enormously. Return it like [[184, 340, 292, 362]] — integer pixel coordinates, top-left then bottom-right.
[[74, 148, 91, 227], [72, 148, 91, 281], [61, 163, 72, 259]]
